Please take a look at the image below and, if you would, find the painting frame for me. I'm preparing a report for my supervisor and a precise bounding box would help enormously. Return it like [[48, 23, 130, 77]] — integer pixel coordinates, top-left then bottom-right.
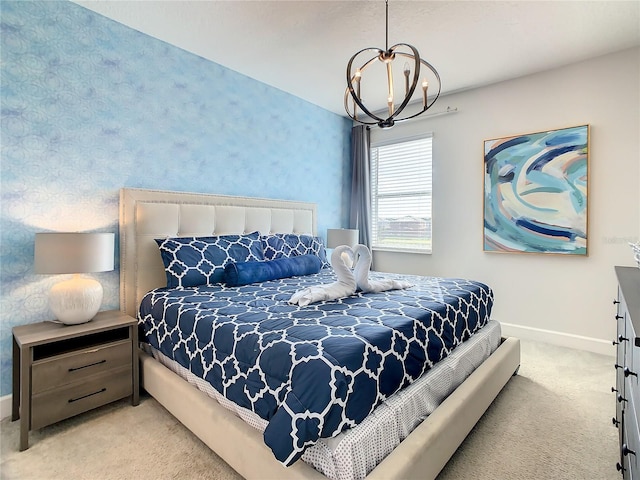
[[483, 124, 589, 255]]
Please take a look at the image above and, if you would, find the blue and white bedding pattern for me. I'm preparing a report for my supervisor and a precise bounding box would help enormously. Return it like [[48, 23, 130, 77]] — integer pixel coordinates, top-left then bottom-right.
[[156, 232, 265, 288], [261, 233, 330, 268], [138, 270, 493, 465]]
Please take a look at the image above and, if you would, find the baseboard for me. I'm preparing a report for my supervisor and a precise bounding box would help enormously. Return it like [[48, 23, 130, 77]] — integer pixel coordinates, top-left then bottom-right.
[[1, 394, 12, 421], [500, 322, 614, 357]]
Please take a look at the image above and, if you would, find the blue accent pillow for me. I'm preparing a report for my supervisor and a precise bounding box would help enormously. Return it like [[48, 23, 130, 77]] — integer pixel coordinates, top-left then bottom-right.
[[224, 254, 322, 287], [156, 232, 264, 288], [261, 234, 329, 269]]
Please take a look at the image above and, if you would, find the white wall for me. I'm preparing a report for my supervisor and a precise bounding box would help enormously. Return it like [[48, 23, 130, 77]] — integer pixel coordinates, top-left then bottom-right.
[[372, 48, 640, 355]]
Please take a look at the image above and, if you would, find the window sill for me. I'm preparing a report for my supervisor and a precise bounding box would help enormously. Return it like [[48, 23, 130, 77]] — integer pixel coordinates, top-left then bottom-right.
[[371, 247, 432, 255]]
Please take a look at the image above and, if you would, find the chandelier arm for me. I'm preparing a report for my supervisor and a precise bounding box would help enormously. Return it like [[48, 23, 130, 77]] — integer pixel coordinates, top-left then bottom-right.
[[343, 83, 379, 125], [394, 51, 442, 106], [346, 47, 386, 123], [395, 90, 440, 123], [344, 88, 380, 125], [386, 44, 422, 121], [391, 93, 440, 123], [420, 58, 442, 100], [390, 53, 442, 122], [392, 92, 442, 124], [391, 85, 442, 123], [343, 107, 380, 125]]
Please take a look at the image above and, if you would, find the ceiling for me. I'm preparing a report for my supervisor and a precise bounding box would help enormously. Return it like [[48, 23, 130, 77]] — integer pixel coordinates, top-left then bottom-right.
[[73, 1, 640, 118]]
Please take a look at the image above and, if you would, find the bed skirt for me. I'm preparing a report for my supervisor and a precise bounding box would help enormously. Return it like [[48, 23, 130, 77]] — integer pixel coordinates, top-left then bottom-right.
[[140, 335, 520, 479]]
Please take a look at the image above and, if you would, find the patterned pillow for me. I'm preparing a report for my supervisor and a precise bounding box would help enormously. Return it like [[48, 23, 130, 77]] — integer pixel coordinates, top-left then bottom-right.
[[261, 233, 329, 269], [156, 232, 264, 288]]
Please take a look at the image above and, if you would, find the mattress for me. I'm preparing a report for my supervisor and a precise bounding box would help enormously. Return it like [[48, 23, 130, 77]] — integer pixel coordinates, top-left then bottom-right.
[[138, 269, 494, 465], [145, 320, 501, 479]]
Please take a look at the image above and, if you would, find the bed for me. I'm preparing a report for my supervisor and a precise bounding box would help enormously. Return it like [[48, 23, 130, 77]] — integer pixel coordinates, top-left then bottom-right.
[[119, 187, 520, 479]]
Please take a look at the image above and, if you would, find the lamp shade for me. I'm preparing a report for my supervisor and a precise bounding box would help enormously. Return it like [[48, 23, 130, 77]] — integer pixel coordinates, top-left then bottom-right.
[[34, 232, 115, 325], [34, 232, 114, 274], [327, 229, 359, 249]]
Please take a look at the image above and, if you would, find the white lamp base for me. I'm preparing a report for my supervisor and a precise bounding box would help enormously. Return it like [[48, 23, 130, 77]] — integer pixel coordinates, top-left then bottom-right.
[[49, 275, 103, 325]]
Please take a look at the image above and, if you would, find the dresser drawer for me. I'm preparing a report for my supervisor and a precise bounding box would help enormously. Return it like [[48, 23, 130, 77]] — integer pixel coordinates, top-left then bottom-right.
[[31, 365, 132, 429], [622, 401, 639, 480], [32, 339, 132, 394]]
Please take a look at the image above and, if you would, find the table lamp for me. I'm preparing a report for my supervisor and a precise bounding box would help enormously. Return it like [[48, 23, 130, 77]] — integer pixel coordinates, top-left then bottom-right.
[[327, 229, 359, 268], [327, 228, 359, 249], [34, 232, 115, 325]]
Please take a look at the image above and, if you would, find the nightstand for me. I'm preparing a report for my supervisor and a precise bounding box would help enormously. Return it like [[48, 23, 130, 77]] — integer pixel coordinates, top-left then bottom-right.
[[11, 310, 139, 451]]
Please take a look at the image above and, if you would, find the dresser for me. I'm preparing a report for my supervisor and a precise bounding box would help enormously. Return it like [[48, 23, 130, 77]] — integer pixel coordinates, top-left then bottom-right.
[[614, 266, 640, 478], [12, 310, 139, 450]]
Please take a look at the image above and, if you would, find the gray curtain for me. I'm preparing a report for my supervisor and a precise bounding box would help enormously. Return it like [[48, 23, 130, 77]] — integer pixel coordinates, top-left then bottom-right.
[[349, 125, 372, 247]]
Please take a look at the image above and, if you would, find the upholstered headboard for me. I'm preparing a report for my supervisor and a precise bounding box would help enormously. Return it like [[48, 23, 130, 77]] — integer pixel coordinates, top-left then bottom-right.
[[119, 188, 318, 317]]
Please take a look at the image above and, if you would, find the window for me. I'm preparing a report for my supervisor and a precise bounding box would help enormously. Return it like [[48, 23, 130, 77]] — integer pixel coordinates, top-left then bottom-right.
[[371, 134, 433, 253]]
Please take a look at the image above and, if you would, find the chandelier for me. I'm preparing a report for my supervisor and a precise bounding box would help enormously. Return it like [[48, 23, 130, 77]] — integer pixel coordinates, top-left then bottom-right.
[[344, 0, 441, 129]]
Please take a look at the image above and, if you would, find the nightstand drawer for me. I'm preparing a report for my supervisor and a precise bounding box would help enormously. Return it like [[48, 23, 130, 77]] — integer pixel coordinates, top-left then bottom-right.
[[31, 365, 132, 429], [32, 339, 132, 394]]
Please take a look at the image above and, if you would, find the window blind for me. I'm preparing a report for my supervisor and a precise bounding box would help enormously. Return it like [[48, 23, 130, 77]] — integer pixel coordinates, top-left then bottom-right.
[[371, 134, 432, 253]]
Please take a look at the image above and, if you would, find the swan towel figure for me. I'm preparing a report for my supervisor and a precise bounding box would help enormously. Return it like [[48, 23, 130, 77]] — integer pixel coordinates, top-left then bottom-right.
[[289, 244, 413, 306], [353, 244, 413, 293], [288, 245, 357, 306]]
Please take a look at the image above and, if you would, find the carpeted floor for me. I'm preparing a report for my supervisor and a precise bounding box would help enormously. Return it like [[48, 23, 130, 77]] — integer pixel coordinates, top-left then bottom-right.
[[437, 340, 619, 480], [0, 339, 619, 480]]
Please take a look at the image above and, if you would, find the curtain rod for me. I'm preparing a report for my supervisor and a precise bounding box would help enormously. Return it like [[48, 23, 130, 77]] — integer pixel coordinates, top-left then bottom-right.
[[362, 106, 459, 129], [422, 106, 458, 118]]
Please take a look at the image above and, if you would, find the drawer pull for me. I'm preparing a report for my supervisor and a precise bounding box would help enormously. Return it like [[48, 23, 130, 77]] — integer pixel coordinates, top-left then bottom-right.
[[612, 417, 620, 427], [614, 299, 620, 305], [68, 360, 107, 372], [624, 367, 638, 378], [617, 394, 628, 404], [615, 364, 624, 370], [612, 387, 619, 393], [619, 335, 629, 343], [615, 315, 623, 320], [613, 340, 619, 346], [68, 388, 106, 403], [623, 444, 637, 457], [616, 462, 625, 472]]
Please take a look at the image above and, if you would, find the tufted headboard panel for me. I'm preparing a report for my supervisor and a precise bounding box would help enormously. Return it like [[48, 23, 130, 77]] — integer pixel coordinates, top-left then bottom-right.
[[119, 188, 317, 317]]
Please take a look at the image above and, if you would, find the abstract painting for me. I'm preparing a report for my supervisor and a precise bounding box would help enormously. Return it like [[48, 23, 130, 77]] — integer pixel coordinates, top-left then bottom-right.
[[483, 125, 589, 254]]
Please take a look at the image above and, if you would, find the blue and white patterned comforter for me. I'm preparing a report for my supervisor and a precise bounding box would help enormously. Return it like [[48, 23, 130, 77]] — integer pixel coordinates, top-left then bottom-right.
[[138, 270, 493, 465]]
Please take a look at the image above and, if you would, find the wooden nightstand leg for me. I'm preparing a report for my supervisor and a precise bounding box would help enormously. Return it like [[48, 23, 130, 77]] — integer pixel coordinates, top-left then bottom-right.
[[12, 336, 20, 421], [19, 347, 31, 451]]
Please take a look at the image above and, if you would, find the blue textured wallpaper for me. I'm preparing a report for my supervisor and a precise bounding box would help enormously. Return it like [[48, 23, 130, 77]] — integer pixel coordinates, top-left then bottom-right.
[[0, 1, 352, 395]]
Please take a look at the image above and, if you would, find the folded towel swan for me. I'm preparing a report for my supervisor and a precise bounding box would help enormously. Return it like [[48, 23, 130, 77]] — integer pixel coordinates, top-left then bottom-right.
[[288, 244, 413, 306], [353, 244, 413, 293], [288, 245, 356, 306]]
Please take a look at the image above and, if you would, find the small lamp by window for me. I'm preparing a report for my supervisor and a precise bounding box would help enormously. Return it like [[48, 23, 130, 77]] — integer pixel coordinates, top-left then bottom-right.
[[327, 229, 359, 268], [34, 232, 115, 325], [327, 228, 359, 249]]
